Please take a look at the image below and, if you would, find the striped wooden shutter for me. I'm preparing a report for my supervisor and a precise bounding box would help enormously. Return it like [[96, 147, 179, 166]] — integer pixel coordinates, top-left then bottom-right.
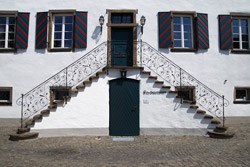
[[35, 12, 48, 49], [197, 13, 209, 49], [219, 15, 232, 50], [15, 12, 30, 49], [158, 12, 172, 48], [75, 11, 87, 48]]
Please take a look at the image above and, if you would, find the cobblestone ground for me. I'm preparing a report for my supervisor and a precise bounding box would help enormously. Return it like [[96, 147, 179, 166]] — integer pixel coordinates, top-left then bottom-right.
[[0, 123, 250, 167]]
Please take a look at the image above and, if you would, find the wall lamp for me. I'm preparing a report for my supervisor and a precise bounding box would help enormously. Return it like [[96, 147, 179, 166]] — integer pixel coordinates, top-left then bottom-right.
[[140, 15, 146, 34], [99, 15, 105, 34]]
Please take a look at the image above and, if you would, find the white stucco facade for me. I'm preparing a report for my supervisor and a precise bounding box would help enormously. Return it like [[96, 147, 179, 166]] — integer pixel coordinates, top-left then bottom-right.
[[0, 0, 250, 135]]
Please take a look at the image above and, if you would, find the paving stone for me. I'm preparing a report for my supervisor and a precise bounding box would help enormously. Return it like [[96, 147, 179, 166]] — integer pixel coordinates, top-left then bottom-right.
[[0, 123, 250, 166]]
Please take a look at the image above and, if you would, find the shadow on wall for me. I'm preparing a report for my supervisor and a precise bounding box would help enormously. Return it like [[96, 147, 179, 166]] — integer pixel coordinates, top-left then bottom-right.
[[92, 26, 101, 44]]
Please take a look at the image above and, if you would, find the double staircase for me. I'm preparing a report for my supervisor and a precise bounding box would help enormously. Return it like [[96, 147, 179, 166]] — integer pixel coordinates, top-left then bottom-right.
[[9, 41, 234, 141]]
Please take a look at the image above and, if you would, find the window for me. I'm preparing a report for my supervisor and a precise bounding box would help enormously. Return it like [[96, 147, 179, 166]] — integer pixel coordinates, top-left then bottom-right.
[[35, 10, 88, 51], [0, 11, 30, 52], [219, 13, 250, 53], [0, 16, 15, 49], [111, 13, 133, 24], [234, 87, 250, 104], [0, 87, 12, 106], [232, 18, 249, 50], [50, 87, 70, 101], [52, 15, 74, 49], [158, 12, 209, 51], [173, 16, 193, 48], [176, 86, 195, 102]]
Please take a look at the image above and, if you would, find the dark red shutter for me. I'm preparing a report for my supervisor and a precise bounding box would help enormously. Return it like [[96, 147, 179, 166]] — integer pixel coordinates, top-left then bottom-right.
[[219, 15, 232, 50], [15, 12, 30, 49], [35, 12, 48, 49], [158, 12, 172, 48], [197, 13, 209, 49], [75, 11, 87, 48]]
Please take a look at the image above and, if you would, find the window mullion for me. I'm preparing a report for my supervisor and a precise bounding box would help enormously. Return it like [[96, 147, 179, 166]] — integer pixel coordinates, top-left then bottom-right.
[[239, 19, 243, 49], [5, 17, 9, 48], [181, 17, 184, 48], [62, 16, 65, 48], [248, 19, 250, 49]]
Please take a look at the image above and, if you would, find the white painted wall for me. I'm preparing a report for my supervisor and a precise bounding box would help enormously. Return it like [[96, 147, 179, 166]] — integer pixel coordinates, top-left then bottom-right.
[[32, 70, 212, 136], [0, 0, 250, 118]]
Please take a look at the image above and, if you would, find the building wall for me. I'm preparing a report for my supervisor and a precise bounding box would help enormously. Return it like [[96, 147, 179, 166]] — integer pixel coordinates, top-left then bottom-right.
[[0, 0, 250, 118]]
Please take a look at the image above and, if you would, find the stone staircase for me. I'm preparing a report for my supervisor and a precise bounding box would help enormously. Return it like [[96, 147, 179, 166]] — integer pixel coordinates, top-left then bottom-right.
[[9, 68, 107, 141]]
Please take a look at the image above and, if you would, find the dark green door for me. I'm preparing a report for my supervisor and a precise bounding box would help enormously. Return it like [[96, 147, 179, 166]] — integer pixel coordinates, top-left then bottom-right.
[[111, 28, 133, 66], [109, 78, 139, 136]]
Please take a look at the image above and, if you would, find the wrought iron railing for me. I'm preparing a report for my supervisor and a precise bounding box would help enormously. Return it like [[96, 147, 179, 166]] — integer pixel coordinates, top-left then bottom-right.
[[16, 42, 107, 125], [137, 41, 229, 120]]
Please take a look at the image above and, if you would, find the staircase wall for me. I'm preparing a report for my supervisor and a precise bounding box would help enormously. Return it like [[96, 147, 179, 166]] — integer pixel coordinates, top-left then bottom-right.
[[32, 69, 211, 137]]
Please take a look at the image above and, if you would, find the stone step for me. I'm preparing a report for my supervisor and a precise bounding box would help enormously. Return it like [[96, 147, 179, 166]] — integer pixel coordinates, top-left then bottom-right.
[[211, 119, 221, 125], [148, 76, 157, 80], [155, 81, 164, 84], [53, 100, 64, 104], [90, 75, 99, 80], [25, 120, 35, 127], [70, 89, 78, 94], [162, 85, 171, 89], [97, 71, 106, 75], [76, 84, 85, 89], [183, 100, 196, 104], [41, 109, 50, 115], [214, 125, 228, 132], [83, 80, 92, 85], [9, 132, 39, 141], [48, 104, 57, 109], [196, 109, 206, 114], [189, 105, 199, 109], [17, 127, 30, 134], [204, 114, 213, 119], [207, 131, 234, 139], [142, 71, 151, 75], [33, 114, 43, 121]]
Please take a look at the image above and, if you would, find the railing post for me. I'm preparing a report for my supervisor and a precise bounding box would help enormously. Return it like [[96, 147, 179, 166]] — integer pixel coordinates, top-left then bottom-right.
[[21, 94, 24, 128], [222, 95, 225, 127]]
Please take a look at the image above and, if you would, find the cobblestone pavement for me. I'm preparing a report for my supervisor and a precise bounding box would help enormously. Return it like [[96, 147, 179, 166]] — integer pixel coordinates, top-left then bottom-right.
[[0, 123, 250, 167]]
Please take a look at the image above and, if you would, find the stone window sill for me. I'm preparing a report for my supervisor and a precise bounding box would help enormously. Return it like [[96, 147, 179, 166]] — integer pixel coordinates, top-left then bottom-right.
[[233, 100, 250, 104], [171, 48, 197, 52]]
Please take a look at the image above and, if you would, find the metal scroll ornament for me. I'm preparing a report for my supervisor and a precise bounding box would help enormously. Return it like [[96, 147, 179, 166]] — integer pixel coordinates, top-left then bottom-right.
[[17, 42, 107, 121], [138, 41, 229, 119]]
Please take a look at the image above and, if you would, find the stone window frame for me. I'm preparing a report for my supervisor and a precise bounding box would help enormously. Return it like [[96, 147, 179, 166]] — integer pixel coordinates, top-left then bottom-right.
[[175, 86, 196, 102], [233, 87, 250, 104]]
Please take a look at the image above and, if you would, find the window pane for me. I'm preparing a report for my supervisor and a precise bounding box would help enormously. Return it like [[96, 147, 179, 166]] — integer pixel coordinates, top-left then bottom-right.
[[174, 32, 181, 39], [8, 33, 14, 40], [0, 41, 5, 48], [233, 42, 239, 49], [173, 25, 181, 31], [8, 25, 14, 32], [242, 42, 249, 49], [241, 26, 248, 34], [241, 19, 248, 26], [183, 17, 191, 24], [174, 40, 181, 47], [233, 34, 239, 41], [0, 91, 10, 100], [233, 27, 239, 33], [184, 40, 192, 48], [55, 25, 62, 31], [64, 40, 72, 48], [232, 19, 239, 26], [0, 33, 5, 40], [236, 90, 246, 99], [65, 32, 72, 39], [0, 17, 6, 24], [54, 40, 61, 47], [8, 41, 14, 48], [0, 25, 6, 32], [55, 16, 62, 23], [242, 35, 248, 41], [184, 25, 191, 32], [173, 17, 181, 24], [54, 32, 62, 39], [65, 24, 73, 31], [9, 17, 15, 24], [184, 33, 191, 40], [65, 16, 73, 23]]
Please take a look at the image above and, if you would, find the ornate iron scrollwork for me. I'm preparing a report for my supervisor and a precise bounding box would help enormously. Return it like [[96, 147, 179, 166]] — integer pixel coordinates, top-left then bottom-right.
[[17, 42, 107, 121]]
